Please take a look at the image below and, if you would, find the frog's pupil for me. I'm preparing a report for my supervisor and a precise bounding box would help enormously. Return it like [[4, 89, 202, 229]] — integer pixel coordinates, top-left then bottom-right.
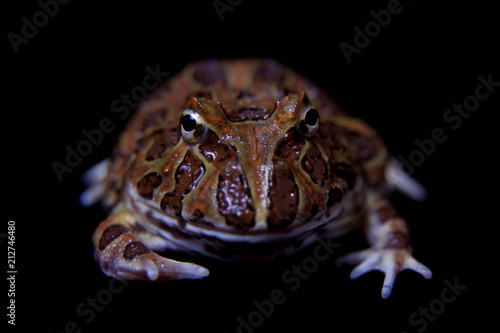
[[305, 109, 319, 126], [182, 115, 197, 132]]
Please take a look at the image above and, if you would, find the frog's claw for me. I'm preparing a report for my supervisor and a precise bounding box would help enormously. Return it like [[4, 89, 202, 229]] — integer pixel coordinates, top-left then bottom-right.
[[337, 248, 432, 298], [98, 247, 210, 282], [92, 205, 209, 281]]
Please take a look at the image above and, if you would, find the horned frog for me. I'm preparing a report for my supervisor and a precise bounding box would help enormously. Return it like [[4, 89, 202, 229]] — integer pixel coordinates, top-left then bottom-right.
[[81, 59, 432, 298]]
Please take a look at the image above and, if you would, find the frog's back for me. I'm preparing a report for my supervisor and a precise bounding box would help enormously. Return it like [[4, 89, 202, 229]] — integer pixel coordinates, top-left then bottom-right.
[[122, 58, 344, 139]]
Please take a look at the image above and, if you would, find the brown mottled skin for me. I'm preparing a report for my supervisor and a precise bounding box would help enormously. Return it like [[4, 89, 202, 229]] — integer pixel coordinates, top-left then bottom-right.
[[82, 59, 432, 298]]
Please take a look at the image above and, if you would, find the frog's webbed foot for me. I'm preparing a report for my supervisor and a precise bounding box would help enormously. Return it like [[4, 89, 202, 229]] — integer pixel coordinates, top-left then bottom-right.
[[337, 248, 432, 298], [92, 206, 209, 281], [337, 198, 432, 298]]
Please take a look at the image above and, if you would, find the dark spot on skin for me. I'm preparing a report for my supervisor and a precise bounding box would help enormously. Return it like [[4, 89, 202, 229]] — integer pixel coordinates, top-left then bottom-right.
[[189, 218, 216, 229], [123, 241, 150, 260], [199, 130, 236, 163], [327, 187, 343, 208], [142, 108, 168, 130], [345, 130, 379, 161], [301, 144, 327, 185], [221, 97, 277, 122], [302, 191, 324, 224], [275, 128, 305, 162], [277, 132, 326, 223], [145, 128, 181, 161], [99, 225, 129, 251], [192, 91, 213, 99], [186, 207, 216, 228], [194, 209, 204, 219], [317, 121, 384, 163], [371, 203, 400, 224], [333, 162, 356, 189], [217, 164, 255, 229], [267, 160, 298, 230], [224, 107, 275, 122], [235, 88, 256, 98], [137, 172, 162, 199], [162, 192, 182, 217], [317, 121, 348, 151], [192, 61, 226, 86], [303, 159, 313, 172], [161, 150, 205, 217], [385, 230, 410, 250], [297, 121, 308, 136], [253, 61, 286, 82]]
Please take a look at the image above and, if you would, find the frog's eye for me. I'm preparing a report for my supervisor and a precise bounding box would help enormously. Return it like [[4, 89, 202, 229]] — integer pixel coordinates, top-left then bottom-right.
[[180, 108, 207, 143], [297, 107, 320, 137]]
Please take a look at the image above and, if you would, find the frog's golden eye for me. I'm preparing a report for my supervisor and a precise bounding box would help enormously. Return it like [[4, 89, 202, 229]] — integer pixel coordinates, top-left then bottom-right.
[[297, 107, 320, 137], [180, 108, 207, 143]]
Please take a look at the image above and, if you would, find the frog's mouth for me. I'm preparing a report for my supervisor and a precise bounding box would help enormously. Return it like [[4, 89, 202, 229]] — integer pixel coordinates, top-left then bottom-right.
[[127, 175, 363, 245], [127, 188, 363, 262]]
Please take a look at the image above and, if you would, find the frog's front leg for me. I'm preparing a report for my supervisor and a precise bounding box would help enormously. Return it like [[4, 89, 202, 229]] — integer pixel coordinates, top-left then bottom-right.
[[337, 198, 432, 298], [92, 205, 209, 281]]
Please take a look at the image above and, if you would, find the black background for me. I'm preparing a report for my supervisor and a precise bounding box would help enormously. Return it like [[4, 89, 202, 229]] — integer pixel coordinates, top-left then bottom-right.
[[4, 0, 498, 332]]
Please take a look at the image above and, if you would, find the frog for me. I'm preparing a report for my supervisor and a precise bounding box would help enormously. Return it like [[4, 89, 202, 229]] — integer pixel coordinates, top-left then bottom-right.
[[81, 58, 432, 298]]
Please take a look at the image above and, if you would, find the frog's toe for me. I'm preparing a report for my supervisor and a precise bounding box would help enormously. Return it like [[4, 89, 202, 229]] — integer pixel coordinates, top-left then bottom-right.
[[108, 250, 210, 282], [95, 227, 209, 281], [337, 248, 432, 298], [93, 210, 210, 282]]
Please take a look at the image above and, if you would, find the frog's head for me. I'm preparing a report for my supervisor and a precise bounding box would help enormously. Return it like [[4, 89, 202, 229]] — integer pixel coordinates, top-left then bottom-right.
[[132, 90, 351, 235]]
